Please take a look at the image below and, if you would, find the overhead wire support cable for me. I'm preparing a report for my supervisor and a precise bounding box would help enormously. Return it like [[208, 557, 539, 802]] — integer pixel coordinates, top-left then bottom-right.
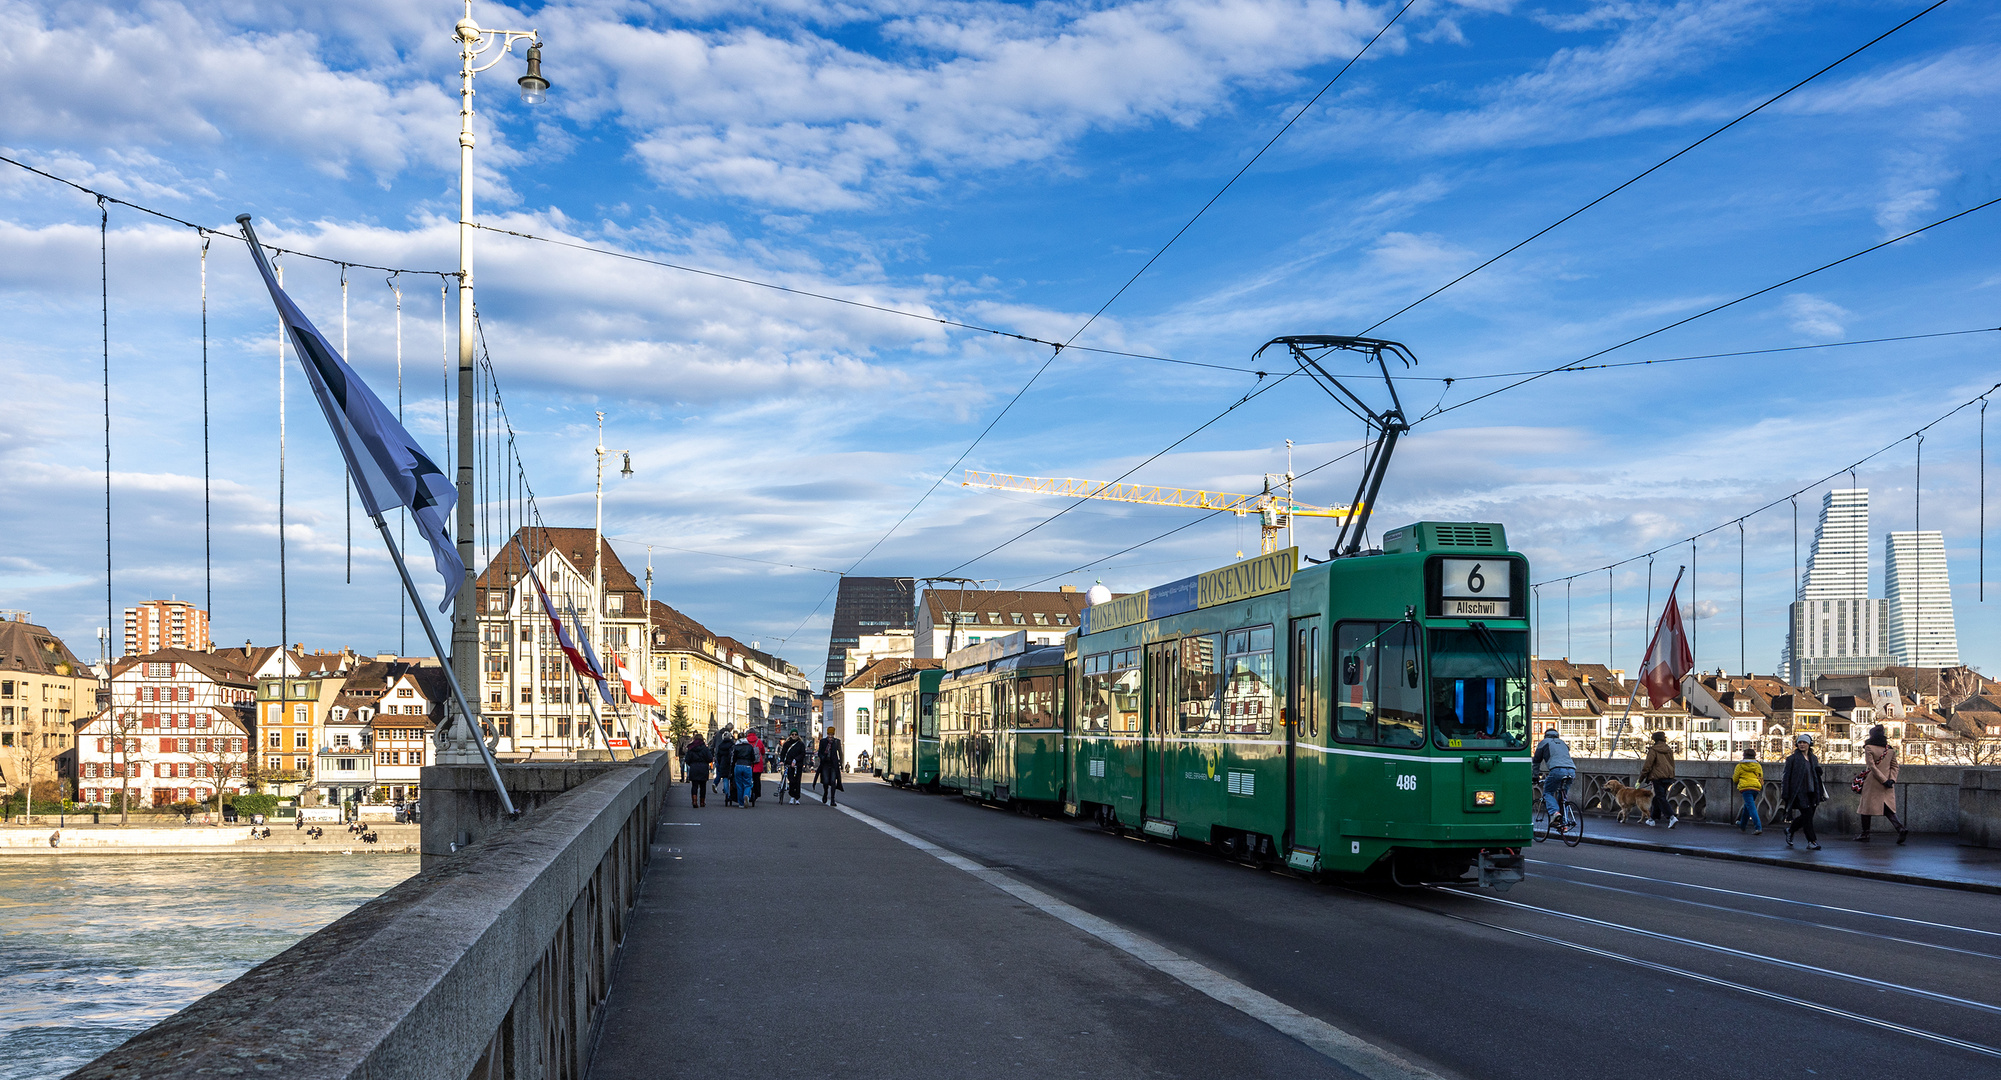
[[100, 197, 111, 668], [1424, 194, 2001, 423], [1533, 381, 2001, 590], [939, 373, 1293, 577], [1063, 0, 1421, 350], [1359, 0, 1958, 336], [0, 153, 451, 277]]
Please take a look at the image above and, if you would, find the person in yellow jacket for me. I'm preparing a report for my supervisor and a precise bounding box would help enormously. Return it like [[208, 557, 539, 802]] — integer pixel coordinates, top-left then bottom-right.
[[1731, 748, 1764, 834]]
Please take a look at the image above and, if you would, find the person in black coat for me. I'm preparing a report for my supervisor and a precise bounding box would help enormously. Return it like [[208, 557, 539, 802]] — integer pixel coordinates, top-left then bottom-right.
[[816, 732, 845, 806], [713, 729, 738, 806], [780, 731, 808, 804], [682, 734, 713, 808], [1779, 733, 1825, 850]]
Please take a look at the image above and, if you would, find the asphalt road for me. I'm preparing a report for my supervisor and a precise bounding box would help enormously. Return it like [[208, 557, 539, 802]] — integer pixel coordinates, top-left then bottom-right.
[[590, 776, 2001, 1080], [818, 778, 2001, 1080]]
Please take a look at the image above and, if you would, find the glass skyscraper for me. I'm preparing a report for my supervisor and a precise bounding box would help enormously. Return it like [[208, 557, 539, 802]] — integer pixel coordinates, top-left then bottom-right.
[[1887, 530, 1959, 668], [1785, 489, 1894, 684], [824, 577, 915, 695]]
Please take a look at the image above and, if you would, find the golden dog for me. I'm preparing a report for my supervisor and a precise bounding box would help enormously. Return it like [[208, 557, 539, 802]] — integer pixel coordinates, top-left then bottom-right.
[[1601, 779, 1652, 824]]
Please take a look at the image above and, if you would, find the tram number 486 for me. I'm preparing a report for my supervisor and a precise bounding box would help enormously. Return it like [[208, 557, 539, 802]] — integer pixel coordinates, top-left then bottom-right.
[[1394, 774, 1418, 791]]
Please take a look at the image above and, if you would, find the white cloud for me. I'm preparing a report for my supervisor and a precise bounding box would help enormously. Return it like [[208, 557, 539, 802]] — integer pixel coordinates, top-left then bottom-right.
[[1780, 293, 1848, 338]]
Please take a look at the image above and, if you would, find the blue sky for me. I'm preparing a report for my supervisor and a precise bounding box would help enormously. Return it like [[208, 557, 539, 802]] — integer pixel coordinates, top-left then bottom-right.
[[1, 0, 1997, 683]]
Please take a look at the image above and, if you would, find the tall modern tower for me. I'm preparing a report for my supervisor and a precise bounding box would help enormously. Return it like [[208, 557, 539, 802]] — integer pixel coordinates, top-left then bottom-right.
[[1886, 531, 1959, 668], [823, 577, 914, 696], [1785, 489, 1894, 684]]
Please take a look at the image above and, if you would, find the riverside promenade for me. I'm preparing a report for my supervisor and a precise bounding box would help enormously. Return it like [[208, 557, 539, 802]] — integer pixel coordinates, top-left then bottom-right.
[[0, 822, 420, 855]]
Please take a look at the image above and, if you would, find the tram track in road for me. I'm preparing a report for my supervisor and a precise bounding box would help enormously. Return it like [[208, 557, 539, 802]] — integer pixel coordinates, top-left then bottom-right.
[[1354, 884, 2001, 1062], [1519, 864, 2001, 962]]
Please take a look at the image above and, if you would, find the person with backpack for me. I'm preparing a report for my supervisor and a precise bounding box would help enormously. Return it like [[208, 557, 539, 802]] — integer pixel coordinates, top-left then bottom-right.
[[1781, 733, 1825, 850], [714, 728, 738, 806], [744, 730, 767, 807], [683, 733, 713, 808], [731, 735, 758, 808], [1640, 731, 1678, 827], [1853, 724, 1909, 844], [1732, 747, 1763, 834]]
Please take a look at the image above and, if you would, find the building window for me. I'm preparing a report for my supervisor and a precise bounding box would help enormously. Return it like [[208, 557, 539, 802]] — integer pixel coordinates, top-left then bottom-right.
[[294, 731, 308, 749], [680, 658, 689, 671], [1054, 614, 1069, 625], [268, 731, 282, 748], [607, 594, 624, 613]]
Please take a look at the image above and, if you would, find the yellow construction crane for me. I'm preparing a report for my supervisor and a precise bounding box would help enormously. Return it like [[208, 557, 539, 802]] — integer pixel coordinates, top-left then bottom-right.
[[962, 451, 1357, 556]]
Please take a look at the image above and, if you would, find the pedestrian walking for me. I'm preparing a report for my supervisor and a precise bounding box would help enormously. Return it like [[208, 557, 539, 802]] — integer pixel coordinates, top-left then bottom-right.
[[683, 733, 713, 808], [781, 730, 807, 804], [731, 735, 758, 808], [1852, 724, 1909, 844], [745, 730, 767, 807], [816, 730, 845, 806], [1780, 733, 1825, 850], [1640, 731, 1677, 827], [1732, 748, 1763, 834], [715, 728, 738, 806]]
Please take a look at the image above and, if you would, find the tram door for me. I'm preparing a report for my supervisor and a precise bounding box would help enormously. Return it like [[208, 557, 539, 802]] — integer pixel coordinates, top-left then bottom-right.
[[1144, 641, 1179, 826], [1288, 616, 1323, 852]]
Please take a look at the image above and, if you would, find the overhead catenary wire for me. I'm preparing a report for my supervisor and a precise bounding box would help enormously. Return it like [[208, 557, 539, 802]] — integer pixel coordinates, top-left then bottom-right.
[[1358, 0, 1957, 336], [940, 373, 1295, 577], [1420, 194, 2001, 424], [0, 152, 450, 277], [1534, 381, 2001, 590], [200, 234, 212, 625]]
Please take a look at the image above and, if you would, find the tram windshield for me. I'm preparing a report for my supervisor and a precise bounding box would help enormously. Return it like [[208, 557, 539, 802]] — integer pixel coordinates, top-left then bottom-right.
[[1428, 628, 1529, 749]]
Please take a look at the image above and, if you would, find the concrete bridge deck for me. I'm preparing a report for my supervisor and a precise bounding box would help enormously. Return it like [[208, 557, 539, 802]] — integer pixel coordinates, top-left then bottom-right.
[[588, 777, 2001, 1080]]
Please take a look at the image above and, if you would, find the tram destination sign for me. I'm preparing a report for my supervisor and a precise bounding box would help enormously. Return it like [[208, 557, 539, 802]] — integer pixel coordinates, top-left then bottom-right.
[[1436, 557, 1512, 618]]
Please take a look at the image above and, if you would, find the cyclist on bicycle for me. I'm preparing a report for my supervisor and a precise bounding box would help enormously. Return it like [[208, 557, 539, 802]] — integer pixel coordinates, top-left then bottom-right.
[[1533, 727, 1576, 825]]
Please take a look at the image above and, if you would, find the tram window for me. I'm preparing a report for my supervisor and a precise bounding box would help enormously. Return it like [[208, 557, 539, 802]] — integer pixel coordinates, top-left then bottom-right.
[[1221, 625, 1274, 735], [1334, 622, 1425, 748], [1428, 628, 1529, 749], [1110, 650, 1142, 733], [920, 692, 937, 736], [1020, 676, 1055, 726], [1178, 635, 1221, 733], [1080, 654, 1111, 732]]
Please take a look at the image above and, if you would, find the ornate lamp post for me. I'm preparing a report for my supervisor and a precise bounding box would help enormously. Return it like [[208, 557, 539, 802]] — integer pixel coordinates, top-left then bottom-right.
[[439, 3, 548, 763]]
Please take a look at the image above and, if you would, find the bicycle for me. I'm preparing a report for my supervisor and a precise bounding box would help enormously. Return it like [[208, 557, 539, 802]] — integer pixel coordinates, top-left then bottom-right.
[[1532, 772, 1583, 847]]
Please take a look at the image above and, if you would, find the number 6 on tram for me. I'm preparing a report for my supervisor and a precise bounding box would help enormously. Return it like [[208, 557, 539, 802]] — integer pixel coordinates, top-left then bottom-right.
[[1066, 521, 1533, 888]]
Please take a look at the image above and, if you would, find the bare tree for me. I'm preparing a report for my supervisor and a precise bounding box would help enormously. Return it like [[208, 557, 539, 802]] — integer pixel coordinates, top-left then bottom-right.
[[104, 710, 148, 825], [14, 709, 57, 822], [189, 721, 250, 818]]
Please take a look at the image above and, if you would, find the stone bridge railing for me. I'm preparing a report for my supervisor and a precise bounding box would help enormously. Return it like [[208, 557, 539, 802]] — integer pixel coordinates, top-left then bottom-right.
[[65, 752, 674, 1080], [1564, 756, 2001, 844]]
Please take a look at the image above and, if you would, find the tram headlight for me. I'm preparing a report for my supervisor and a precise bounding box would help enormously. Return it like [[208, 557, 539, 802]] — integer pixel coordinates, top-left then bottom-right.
[[1473, 790, 1496, 806]]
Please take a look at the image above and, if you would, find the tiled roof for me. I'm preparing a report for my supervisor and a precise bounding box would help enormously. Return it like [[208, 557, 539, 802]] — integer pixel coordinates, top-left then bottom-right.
[[923, 589, 1091, 625], [107, 647, 259, 686], [0, 618, 88, 677], [842, 656, 940, 690], [475, 526, 645, 600]]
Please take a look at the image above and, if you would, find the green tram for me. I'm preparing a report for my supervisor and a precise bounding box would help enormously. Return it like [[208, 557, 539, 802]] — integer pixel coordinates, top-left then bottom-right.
[[1068, 522, 1533, 887], [873, 666, 943, 788], [936, 642, 1069, 804]]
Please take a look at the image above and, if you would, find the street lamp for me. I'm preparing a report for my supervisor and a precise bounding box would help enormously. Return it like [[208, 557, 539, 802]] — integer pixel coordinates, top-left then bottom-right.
[[593, 412, 632, 748], [441, 3, 545, 764]]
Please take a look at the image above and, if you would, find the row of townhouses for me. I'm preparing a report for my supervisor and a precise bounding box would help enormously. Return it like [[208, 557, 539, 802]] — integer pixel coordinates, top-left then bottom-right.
[[1532, 657, 2001, 763]]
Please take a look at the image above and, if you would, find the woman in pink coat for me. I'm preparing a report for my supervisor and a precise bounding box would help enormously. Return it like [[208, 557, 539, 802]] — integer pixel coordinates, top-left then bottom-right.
[[1852, 724, 1908, 844]]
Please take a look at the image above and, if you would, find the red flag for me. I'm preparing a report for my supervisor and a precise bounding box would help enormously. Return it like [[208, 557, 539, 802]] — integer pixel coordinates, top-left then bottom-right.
[[609, 652, 661, 706], [1638, 586, 1694, 707]]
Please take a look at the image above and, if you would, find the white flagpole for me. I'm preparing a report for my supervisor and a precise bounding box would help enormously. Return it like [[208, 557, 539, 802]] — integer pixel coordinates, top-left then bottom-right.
[[373, 514, 516, 817], [1616, 566, 1686, 760]]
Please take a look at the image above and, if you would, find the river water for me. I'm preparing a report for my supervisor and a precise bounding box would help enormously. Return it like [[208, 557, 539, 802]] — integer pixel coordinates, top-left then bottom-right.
[[0, 853, 417, 1079]]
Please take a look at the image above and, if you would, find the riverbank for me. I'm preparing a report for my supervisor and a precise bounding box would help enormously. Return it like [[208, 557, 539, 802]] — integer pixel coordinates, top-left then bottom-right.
[[0, 823, 419, 855]]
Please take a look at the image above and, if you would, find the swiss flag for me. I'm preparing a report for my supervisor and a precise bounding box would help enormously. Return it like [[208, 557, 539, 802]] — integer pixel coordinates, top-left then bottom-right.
[[1638, 588, 1694, 707]]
